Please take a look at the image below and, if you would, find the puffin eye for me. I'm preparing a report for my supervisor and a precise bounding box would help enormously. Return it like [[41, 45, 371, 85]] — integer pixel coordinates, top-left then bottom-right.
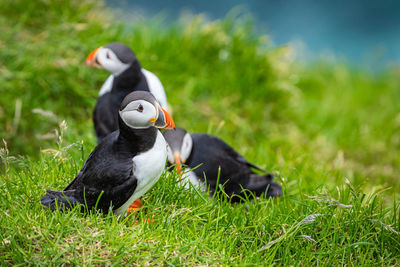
[[137, 104, 144, 112], [106, 52, 110, 59]]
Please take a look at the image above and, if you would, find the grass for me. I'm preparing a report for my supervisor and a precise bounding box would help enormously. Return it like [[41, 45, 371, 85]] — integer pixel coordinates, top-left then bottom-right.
[[1, 0, 399, 265]]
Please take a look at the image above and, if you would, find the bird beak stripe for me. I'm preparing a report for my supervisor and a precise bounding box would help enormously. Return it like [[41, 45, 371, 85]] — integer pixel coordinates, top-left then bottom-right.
[[86, 47, 102, 67], [154, 104, 175, 129], [174, 152, 183, 176]]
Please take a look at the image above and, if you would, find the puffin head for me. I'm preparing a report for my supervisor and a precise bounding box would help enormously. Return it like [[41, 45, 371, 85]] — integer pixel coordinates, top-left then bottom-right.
[[119, 91, 175, 130], [163, 127, 193, 172], [86, 42, 138, 76]]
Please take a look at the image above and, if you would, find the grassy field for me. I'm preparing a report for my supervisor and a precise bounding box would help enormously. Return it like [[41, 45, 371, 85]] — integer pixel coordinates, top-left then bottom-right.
[[1, 0, 399, 265]]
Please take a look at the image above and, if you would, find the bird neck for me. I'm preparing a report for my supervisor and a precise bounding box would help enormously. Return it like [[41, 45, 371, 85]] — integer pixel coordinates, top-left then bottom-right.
[[112, 60, 146, 93], [116, 116, 158, 154]]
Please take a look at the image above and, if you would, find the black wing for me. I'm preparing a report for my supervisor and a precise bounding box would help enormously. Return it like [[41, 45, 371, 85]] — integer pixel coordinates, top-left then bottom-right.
[[61, 133, 138, 212], [195, 134, 268, 173], [93, 93, 120, 142], [81, 171, 138, 212], [42, 174, 137, 213]]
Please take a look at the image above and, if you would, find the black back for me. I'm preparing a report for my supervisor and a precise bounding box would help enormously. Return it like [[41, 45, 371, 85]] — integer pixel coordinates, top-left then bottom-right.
[[93, 62, 150, 143], [185, 134, 281, 200]]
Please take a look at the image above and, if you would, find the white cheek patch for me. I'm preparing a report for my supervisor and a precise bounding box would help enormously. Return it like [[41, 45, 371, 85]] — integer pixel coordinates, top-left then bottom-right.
[[120, 111, 148, 129], [98, 48, 130, 75], [180, 133, 193, 162], [119, 101, 156, 129], [166, 145, 174, 163]]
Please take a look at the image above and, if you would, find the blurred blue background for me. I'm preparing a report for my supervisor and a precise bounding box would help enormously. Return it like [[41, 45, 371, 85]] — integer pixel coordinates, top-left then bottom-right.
[[108, 0, 400, 70]]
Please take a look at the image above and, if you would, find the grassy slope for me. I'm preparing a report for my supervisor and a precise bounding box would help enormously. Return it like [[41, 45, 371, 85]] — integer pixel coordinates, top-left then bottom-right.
[[1, 0, 399, 265]]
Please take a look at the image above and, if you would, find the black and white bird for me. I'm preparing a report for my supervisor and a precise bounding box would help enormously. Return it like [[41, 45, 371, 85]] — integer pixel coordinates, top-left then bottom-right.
[[163, 128, 282, 202], [86, 42, 168, 142], [41, 91, 175, 215]]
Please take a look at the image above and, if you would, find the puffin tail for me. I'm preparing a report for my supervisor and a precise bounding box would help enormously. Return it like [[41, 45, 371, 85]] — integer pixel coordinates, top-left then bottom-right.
[[246, 173, 282, 198], [41, 189, 80, 212]]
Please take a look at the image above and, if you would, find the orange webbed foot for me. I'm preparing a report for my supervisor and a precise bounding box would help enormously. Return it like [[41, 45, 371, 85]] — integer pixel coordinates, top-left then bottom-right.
[[127, 198, 143, 213]]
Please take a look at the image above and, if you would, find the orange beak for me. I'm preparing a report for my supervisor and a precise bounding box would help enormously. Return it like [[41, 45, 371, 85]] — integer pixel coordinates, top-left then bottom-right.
[[174, 152, 183, 175], [86, 47, 101, 67], [155, 105, 175, 129]]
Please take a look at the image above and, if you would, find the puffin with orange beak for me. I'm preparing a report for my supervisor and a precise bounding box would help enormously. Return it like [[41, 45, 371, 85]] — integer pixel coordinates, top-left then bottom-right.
[[86, 42, 168, 143], [163, 128, 282, 202], [41, 91, 175, 215]]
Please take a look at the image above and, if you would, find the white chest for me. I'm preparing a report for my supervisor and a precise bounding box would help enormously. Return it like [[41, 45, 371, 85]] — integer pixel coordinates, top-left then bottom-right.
[[113, 131, 168, 215], [98, 70, 168, 111], [179, 169, 206, 192], [142, 68, 168, 111], [98, 75, 114, 96]]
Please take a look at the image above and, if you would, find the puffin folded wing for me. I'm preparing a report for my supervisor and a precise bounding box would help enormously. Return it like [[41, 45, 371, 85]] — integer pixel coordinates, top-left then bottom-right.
[[89, 173, 138, 213], [223, 173, 282, 203], [199, 134, 268, 173], [40, 189, 82, 212], [246, 174, 282, 197], [41, 174, 138, 214]]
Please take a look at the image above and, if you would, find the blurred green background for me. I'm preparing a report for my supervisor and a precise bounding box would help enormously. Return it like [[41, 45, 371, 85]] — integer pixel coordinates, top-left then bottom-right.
[[0, 0, 399, 265]]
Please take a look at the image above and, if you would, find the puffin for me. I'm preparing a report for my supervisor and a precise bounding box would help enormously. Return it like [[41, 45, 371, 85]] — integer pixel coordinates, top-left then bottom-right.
[[86, 42, 168, 143], [41, 91, 175, 215], [163, 127, 282, 202]]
